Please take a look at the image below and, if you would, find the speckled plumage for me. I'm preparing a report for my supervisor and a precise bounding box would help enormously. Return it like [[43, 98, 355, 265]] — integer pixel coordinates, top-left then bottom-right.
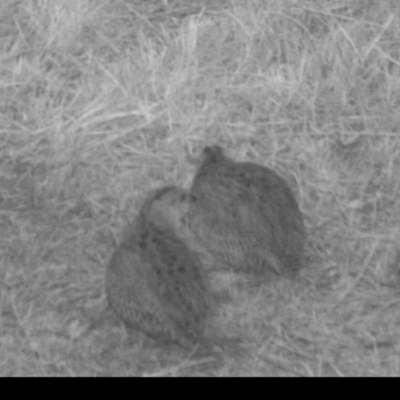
[[106, 187, 211, 347], [186, 146, 306, 277]]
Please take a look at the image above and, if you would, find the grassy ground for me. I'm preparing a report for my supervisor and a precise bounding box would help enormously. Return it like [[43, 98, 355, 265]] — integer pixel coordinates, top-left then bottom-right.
[[1, 0, 400, 376]]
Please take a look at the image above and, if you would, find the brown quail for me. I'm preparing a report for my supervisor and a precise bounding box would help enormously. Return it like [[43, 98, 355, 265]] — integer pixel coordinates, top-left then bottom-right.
[[106, 187, 211, 348], [186, 146, 306, 277]]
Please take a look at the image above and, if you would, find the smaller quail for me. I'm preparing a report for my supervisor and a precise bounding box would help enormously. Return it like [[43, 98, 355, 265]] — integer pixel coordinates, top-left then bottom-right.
[[106, 187, 211, 348]]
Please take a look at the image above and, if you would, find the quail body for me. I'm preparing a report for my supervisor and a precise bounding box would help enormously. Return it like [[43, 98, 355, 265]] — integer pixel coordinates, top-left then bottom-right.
[[106, 187, 211, 347], [186, 146, 306, 277]]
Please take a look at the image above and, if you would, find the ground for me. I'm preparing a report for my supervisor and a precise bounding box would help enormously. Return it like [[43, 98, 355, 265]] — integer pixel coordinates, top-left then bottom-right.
[[1, 0, 400, 376]]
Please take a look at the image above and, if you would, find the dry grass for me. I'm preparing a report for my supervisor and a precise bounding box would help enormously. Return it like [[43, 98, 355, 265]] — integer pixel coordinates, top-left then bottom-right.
[[1, 0, 400, 376]]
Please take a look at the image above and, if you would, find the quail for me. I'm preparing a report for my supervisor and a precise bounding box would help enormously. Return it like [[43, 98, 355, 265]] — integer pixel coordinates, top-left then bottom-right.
[[185, 146, 306, 277], [106, 187, 211, 347]]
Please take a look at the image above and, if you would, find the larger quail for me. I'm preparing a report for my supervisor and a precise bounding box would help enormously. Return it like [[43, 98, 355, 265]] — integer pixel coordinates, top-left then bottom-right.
[[185, 145, 306, 277], [106, 187, 211, 348]]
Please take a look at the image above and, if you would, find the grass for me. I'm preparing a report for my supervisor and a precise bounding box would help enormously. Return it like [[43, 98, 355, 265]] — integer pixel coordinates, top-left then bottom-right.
[[1, 0, 400, 376]]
